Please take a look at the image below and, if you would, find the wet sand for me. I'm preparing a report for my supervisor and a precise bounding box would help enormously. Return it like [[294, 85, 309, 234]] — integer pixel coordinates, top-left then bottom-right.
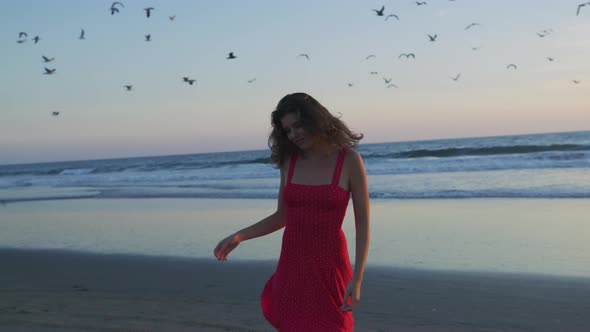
[[1, 248, 589, 331]]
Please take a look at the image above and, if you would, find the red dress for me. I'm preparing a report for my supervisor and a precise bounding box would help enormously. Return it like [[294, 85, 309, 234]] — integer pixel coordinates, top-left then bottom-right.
[[261, 147, 354, 331]]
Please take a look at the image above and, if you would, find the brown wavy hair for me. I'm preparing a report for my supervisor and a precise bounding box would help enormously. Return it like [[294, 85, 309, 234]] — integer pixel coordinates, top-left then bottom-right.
[[268, 92, 363, 168]]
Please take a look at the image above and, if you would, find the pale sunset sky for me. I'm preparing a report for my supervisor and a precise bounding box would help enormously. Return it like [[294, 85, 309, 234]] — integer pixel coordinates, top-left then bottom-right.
[[1, 0, 589, 164]]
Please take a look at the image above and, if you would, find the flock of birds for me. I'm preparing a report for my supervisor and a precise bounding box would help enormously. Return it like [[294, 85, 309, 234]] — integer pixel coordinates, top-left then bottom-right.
[[12, 1, 589, 117]]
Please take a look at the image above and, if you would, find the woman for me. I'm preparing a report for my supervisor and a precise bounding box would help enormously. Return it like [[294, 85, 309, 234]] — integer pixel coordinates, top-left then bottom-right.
[[213, 92, 370, 331]]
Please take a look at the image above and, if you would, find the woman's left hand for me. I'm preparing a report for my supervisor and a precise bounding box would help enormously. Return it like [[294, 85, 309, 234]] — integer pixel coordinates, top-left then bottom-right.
[[340, 279, 361, 311]]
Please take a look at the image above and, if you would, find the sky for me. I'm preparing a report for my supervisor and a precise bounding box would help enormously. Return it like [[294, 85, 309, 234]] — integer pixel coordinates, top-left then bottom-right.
[[1, 0, 589, 164]]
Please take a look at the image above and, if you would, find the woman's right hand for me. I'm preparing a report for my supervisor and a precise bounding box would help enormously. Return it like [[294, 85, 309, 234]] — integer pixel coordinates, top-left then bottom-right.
[[214, 233, 241, 262]]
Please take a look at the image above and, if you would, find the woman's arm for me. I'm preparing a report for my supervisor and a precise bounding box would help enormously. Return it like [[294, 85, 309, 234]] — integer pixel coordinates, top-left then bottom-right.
[[341, 150, 370, 311], [214, 160, 288, 261]]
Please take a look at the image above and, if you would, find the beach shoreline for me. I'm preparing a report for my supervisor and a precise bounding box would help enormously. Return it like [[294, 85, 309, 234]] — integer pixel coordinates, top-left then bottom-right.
[[1, 248, 589, 332]]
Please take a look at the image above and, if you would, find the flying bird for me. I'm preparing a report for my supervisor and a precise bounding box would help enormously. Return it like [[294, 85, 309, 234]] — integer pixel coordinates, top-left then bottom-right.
[[572, 80, 581, 84], [383, 78, 392, 84], [247, 78, 256, 83], [32, 36, 41, 43], [227, 52, 237, 59], [399, 53, 416, 59], [18, 32, 27, 38], [124, 85, 133, 91], [145, 34, 151, 42], [43, 67, 56, 75], [365, 54, 376, 60], [144, 7, 154, 18], [385, 14, 399, 20], [16, 39, 26, 44], [465, 23, 480, 30], [169, 15, 176, 21], [42, 55, 55, 62], [370, 71, 378, 75], [111, 1, 124, 8], [110, 7, 119, 15], [52, 111, 60, 116], [451, 73, 461, 81], [415, 1, 427, 5], [373, 6, 385, 16], [298, 53, 310, 60], [547, 57, 555, 62], [79, 29, 85, 40], [387, 83, 399, 88], [347, 83, 354, 87], [182, 77, 196, 85], [577, 2, 590, 15], [471, 46, 481, 51], [428, 34, 438, 42], [506, 64, 518, 70]]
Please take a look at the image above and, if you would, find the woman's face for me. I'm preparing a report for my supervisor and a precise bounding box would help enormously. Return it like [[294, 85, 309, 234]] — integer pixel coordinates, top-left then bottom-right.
[[280, 113, 313, 150]]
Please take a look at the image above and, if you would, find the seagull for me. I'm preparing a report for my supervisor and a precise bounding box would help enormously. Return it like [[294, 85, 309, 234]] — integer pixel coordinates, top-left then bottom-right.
[[373, 6, 385, 16], [577, 2, 590, 15], [145, 34, 151, 42], [536, 32, 546, 38], [111, 1, 124, 8], [471, 46, 481, 51], [124, 85, 133, 91], [399, 53, 416, 59], [572, 80, 581, 84], [42, 55, 55, 62], [144, 7, 154, 18], [32, 36, 41, 43], [387, 83, 399, 88], [227, 52, 237, 59], [415, 1, 427, 5], [79, 29, 85, 40], [298, 53, 310, 60], [365, 54, 376, 60], [169, 15, 176, 21], [18, 32, 27, 38], [451, 73, 461, 81], [43, 67, 56, 75], [506, 64, 518, 70], [428, 34, 438, 42], [370, 71, 378, 75], [17, 39, 26, 44], [383, 77, 392, 84], [52, 111, 60, 116], [465, 23, 480, 30], [182, 77, 196, 85], [247, 78, 256, 83], [385, 14, 399, 20], [547, 57, 555, 62], [347, 83, 354, 87], [110, 7, 119, 15]]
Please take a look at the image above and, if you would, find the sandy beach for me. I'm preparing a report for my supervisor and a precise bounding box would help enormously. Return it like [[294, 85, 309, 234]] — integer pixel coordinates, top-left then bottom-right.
[[1, 248, 589, 332]]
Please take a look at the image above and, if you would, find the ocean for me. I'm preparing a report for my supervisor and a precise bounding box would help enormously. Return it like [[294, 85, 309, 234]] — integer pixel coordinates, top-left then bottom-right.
[[1, 130, 589, 203]]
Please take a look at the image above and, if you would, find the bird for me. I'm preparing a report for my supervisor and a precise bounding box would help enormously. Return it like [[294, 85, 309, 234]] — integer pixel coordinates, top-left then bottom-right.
[[144, 7, 154, 18], [506, 64, 518, 70], [247, 78, 256, 83], [471, 46, 481, 51], [18, 32, 27, 38], [547, 57, 555, 62], [124, 85, 133, 91], [399, 53, 416, 59], [385, 14, 399, 20], [370, 71, 378, 75], [298, 53, 310, 60], [227, 52, 237, 59], [145, 34, 151, 42], [17, 39, 26, 44], [32, 36, 41, 44], [572, 80, 581, 84], [383, 77, 392, 84], [43, 67, 56, 75], [428, 34, 438, 42], [415, 1, 427, 5], [111, 1, 124, 8], [536, 32, 546, 38], [373, 6, 385, 16], [465, 23, 480, 30], [365, 54, 376, 60], [52, 111, 60, 116], [387, 83, 399, 88], [577, 2, 590, 15], [110, 7, 119, 15], [182, 77, 196, 85], [42, 55, 55, 62], [347, 83, 354, 87], [169, 15, 176, 21], [79, 29, 85, 40], [451, 73, 461, 81]]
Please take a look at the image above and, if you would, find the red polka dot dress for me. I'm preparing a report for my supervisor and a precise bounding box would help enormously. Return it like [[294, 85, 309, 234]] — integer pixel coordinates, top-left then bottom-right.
[[261, 147, 354, 331]]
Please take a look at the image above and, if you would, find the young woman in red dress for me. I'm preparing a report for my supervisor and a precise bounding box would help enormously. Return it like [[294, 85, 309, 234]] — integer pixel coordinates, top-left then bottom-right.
[[214, 92, 370, 331]]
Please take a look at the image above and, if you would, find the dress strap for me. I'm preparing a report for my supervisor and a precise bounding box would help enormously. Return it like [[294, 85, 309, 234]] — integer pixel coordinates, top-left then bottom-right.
[[286, 152, 297, 184], [331, 148, 347, 185]]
